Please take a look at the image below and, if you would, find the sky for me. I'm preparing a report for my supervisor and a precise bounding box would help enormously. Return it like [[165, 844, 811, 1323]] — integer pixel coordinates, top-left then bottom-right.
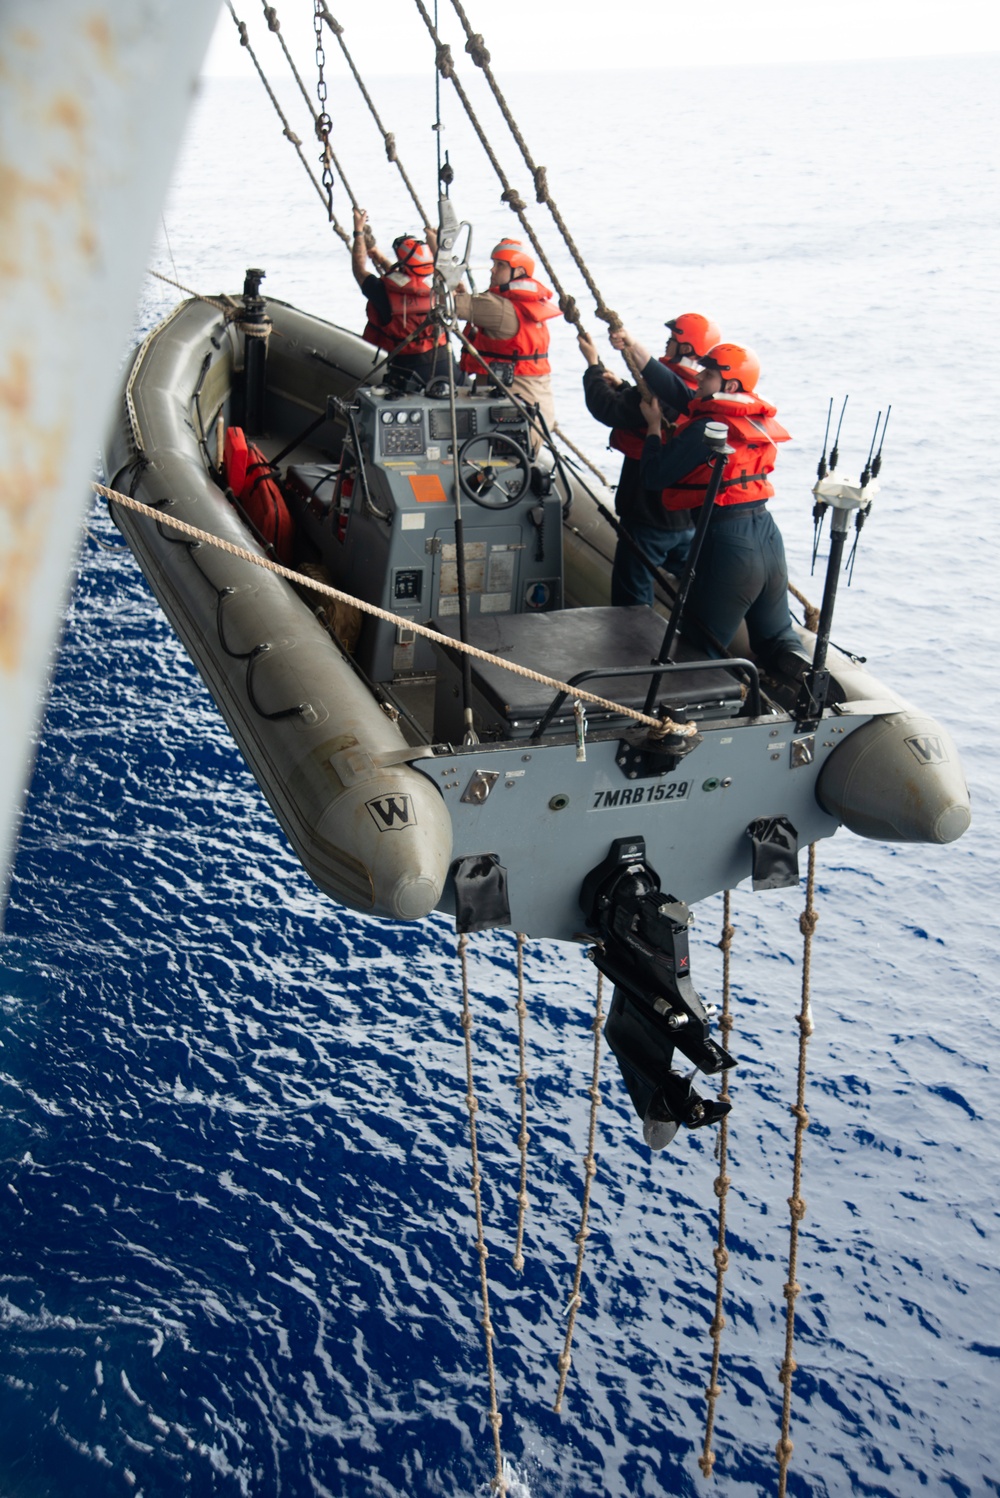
[[203, 0, 1000, 78]]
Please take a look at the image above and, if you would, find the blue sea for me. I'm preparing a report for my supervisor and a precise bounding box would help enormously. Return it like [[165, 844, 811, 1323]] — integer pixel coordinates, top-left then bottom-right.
[[2, 45, 999, 1498]]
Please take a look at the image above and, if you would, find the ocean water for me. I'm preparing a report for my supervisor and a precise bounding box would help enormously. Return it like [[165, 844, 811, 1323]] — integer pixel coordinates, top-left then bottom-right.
[[2, 43, 999, 1498]]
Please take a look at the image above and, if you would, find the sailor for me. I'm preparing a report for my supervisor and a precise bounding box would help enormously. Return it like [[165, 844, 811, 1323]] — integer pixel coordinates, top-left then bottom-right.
[[578, 312, 721, 606], [611, 328, 802, 664], [455, 239, 561, 452], [352, 207, 450, 389]]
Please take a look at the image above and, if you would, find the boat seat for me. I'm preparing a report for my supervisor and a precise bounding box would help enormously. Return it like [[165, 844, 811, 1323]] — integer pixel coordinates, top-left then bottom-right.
[[432, 606, 746, 742]]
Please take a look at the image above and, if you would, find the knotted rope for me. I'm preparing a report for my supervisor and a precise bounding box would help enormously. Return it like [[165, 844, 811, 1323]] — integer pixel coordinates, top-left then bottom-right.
[[445, 0, 625, 339], [318, 4, 431, 229], [699, 891, 736, 1480], [553, 968, 605, 1413], [224, 0, 351, 244], [776, 844, 819, 1496], [458, 934, 507, 1496], [95, 484, 696, 738], [254, 0, 364, 217]]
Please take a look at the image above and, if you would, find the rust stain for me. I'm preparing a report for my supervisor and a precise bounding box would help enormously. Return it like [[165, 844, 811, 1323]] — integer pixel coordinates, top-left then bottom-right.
[[84, 14, 118, 75], [0, 344, 69, 674], [0, 351, 31, 418]]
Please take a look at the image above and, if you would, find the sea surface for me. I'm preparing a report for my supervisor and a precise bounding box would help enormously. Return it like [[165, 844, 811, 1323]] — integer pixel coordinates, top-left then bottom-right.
[[2, 42, 999, 1498]]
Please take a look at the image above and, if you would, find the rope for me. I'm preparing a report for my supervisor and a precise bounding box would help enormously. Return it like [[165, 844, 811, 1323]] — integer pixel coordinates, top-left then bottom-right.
[[224, 0, 351, 245], [699, 891, 736, 1481], [551, 425, 612, 489], [553, 968, 604, 1413], [788, 582, 821, 633], [256, 0, 363, 213], [94, 484, 697, 737], [776, 844, 819, 1497], [318, 4, 431, 229], [444, 0, 625, 341], [458, 934, 507, 1497], [148, 269, 237, 316], [411, 1, 650, 396], [409, 2, 590, 337], [512, 933, 530, 1274]]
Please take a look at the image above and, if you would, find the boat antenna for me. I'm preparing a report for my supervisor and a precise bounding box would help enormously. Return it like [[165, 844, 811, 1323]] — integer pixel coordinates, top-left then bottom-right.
[[846, 405, 889, 583], [872, 403, 891, 478], [859, 409, 881, 489], [829, 394, 848, 473], [810, 397, 833, 573]]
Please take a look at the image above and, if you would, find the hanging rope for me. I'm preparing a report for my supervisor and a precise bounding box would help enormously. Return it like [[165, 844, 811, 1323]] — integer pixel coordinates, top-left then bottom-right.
[[788, 582, 821, 634], [553, 968, 605, 1414], [409, 3, 585, 329], [699, 891, 736, 1481], [318, 4, 431, 229], [409, 1, 654, 397], [94, 483, 696, 738], [776, 844, 819, 1497], [551, 426, 612, 489], [446, 0, 623, 341], [458, 934, 507, 1497], [253, 1, 365, 217], [512, 933, 530, 1274], [224, 0, 351, 245]]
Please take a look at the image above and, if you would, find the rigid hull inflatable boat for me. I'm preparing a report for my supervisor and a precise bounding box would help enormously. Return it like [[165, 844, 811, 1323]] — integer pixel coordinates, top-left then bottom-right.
[[103, 283, 969, 1137]]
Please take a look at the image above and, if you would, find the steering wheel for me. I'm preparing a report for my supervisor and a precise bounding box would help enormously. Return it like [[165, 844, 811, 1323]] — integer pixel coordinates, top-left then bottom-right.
[[457, 432, 530, 508]]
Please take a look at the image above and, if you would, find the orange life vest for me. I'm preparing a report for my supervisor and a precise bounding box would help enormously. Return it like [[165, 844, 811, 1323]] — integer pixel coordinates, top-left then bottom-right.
[[363, 270, 445, 356], [609, 356, 700, 460], [223, 426, 295, 565], [459, 278, 561, 378], [659, 392, 791, 512]]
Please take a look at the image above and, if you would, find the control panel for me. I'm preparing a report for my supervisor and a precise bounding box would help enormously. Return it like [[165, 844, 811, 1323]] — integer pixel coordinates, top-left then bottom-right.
[[287, 384, 565, 683]]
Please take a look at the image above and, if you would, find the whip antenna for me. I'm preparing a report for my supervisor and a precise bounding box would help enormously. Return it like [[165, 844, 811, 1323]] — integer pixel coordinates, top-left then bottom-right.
[[829, 394, 848, 473], [872, 404, 891, 478], [811, 397, 834, 573]]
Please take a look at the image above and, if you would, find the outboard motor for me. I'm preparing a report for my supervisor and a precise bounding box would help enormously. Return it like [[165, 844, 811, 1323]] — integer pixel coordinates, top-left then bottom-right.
[[581, 837, 734, 1150]]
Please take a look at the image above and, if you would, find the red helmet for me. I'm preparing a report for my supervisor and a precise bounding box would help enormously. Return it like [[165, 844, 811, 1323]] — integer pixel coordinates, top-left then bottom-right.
[[392, 235, 434, 277], [491, 238, 534, 279], [665, 312, 721, 358], [701, 342, 760, 392]]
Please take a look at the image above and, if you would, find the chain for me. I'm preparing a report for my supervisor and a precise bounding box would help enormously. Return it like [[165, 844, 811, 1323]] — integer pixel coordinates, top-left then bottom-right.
[[553, 967, 604, 1413], [313, 0, 335, 219], [318, 5, 431, 229], [261, 2, 362, 212], [224, 0, 350, 244], [699, 891, 736, 1480], [776, 844, 819, 1496], [458, 934, 507, 1496]]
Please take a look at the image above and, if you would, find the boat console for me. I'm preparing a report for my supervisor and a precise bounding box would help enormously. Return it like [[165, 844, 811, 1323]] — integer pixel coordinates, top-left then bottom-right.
[[285, 382, 565, 683]]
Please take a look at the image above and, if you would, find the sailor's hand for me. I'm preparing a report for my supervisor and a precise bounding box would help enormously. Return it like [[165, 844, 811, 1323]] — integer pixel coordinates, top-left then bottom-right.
[[577, 332, 601, 366], [424, 225, 438, 256], [609, 327, 632, 352], [601, 369, 624, 389], [639, 395, 662, 432], [353, 207, 368, 235]]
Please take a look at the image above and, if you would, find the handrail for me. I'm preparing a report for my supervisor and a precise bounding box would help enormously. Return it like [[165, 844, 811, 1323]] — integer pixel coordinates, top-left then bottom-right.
[[529, 659, 762, 742]]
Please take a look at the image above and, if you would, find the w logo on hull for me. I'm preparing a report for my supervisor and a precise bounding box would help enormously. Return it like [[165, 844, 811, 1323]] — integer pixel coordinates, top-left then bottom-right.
[[366, 794, 416, 830], [905, 734, 947, 766]]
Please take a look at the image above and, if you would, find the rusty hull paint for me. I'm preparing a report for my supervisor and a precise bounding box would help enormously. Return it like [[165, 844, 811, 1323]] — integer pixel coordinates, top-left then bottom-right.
[[0, 0, 220, 899]]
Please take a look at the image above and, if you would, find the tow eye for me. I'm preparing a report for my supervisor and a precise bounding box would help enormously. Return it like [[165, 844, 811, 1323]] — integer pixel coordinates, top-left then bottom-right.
[[580, 836, 734, 1150]]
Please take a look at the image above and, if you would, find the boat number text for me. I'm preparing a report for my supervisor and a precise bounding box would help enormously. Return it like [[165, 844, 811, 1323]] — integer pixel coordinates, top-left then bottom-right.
[[591, 780, 691, 810]]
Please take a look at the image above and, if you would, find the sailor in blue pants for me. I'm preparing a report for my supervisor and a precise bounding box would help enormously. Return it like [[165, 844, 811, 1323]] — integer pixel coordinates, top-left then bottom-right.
[[609, 328, 802, 665]]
